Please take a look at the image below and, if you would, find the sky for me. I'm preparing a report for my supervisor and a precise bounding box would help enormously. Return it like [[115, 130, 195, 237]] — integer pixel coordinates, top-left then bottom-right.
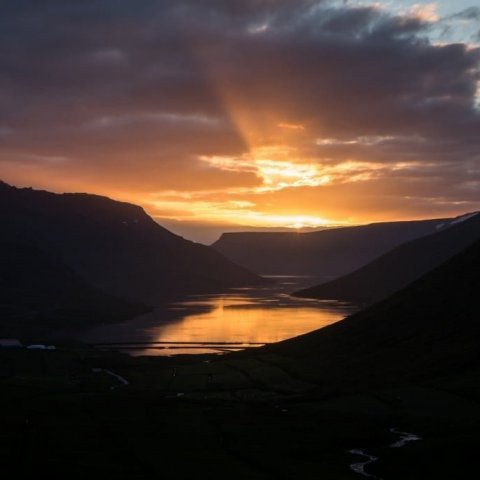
[[0, 0, 479, 243]]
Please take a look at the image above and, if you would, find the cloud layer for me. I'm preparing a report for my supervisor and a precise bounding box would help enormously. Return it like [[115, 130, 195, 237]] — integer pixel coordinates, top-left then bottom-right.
[[1, 0, 479, 239]]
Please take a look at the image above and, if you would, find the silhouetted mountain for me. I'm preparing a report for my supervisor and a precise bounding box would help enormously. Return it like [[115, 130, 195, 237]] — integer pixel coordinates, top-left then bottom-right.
[[0, 181, 263, 304], [295, 212, 480, 305], [264, 236, 480, 390], [212, 219, 450, 276], [2, 234, 480, 480], [0, 242, 148, 338]]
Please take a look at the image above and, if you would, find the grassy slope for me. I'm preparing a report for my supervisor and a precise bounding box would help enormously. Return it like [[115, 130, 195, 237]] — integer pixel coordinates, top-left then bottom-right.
[[273, 237, 480, 390]]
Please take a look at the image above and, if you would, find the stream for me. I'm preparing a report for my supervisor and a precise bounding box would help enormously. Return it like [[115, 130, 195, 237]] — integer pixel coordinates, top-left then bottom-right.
[[92, 368, 130, 389], [348, 428, 422, 479]]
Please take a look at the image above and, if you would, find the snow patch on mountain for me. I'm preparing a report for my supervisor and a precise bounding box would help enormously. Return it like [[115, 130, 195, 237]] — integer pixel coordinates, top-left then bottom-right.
[[436, 212, 479, 230]]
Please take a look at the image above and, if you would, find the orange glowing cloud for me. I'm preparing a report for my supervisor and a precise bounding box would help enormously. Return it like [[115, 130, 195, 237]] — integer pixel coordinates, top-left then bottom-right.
[[0, 0, 479, 243]]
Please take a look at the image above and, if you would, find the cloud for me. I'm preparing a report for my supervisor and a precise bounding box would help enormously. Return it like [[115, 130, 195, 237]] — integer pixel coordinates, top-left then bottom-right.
[[406, 3, 439, 23], [444, 7, 480, 22], [0, 0, 479, 234]]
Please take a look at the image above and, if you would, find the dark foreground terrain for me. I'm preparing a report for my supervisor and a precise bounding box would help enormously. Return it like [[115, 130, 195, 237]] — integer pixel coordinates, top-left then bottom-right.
[[0, 242, 149, 338], [1, 239, 479, 479], [1, 346, 479, 480]]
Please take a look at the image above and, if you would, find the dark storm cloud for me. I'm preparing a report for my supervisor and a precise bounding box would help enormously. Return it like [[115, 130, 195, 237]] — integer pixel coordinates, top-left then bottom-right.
[[0, 0, 479, 204]]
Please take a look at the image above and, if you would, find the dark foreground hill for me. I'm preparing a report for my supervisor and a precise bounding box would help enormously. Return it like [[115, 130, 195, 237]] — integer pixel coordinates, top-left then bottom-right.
[[295, 212, 480, 306], [0, 242, 148, 338], [211, 218, 449, 276], [271, 235, 480, 390], [0, 181, 263, 304]]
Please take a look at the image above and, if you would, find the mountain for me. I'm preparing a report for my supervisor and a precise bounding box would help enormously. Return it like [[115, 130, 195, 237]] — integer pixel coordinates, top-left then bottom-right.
[[295, 212, 480, 305], [3, 228, 480, 479], [261, 235, 480, 390], [0, 242, 148, 338], [158, 218, 328, 245], [0, 181, 264, 304], [211, 219, 450, 277]]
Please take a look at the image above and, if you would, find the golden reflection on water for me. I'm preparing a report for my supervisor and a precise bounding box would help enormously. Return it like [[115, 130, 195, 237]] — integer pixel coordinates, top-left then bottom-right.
[[130, 291, 353, 355], [155, 296, 345, 344], [78, 277, 355, 356]]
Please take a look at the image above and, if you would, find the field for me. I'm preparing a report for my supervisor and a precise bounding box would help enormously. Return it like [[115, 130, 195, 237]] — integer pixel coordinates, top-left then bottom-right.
[[2, 346, 480, 479]]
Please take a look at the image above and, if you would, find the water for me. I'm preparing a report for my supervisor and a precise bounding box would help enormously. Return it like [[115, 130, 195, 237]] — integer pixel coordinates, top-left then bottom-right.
[[347, 428, 422, 478], [348, 450, 380, 479], [76, 276, 356, 356], [389, 428, 422, 448]]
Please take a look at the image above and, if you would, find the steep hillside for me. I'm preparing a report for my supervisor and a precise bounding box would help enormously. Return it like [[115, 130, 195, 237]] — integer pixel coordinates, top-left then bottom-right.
[[212, 219, 449, 276], [0, 181, 263, 304], [0, 242, 148, 338], [265, 236, 480, 390], [295, 212, 480, 305]]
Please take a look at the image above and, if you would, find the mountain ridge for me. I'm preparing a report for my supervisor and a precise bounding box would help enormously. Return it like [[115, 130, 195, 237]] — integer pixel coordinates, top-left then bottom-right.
[[295, 211, 480, 306], [0, 181, 264, 305], [212, 218, 452, 277]]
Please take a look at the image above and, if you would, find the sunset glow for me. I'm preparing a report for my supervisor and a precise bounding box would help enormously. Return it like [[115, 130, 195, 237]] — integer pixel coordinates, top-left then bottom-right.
[[1, 0, 479, 242]]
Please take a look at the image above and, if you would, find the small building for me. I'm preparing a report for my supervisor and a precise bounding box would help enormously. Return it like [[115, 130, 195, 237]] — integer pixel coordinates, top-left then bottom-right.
[[0, 339, 23, 348], [26, 344, 56, 350]]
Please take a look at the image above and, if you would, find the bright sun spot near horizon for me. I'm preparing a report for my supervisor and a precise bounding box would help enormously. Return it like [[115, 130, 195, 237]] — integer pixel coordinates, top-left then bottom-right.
[[146, 144, 396, 229], [146, 145, 343, 229]]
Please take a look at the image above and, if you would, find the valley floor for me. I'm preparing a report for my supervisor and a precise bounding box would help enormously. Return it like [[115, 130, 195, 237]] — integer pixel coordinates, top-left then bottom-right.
[[1, 347, 480, 479]]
